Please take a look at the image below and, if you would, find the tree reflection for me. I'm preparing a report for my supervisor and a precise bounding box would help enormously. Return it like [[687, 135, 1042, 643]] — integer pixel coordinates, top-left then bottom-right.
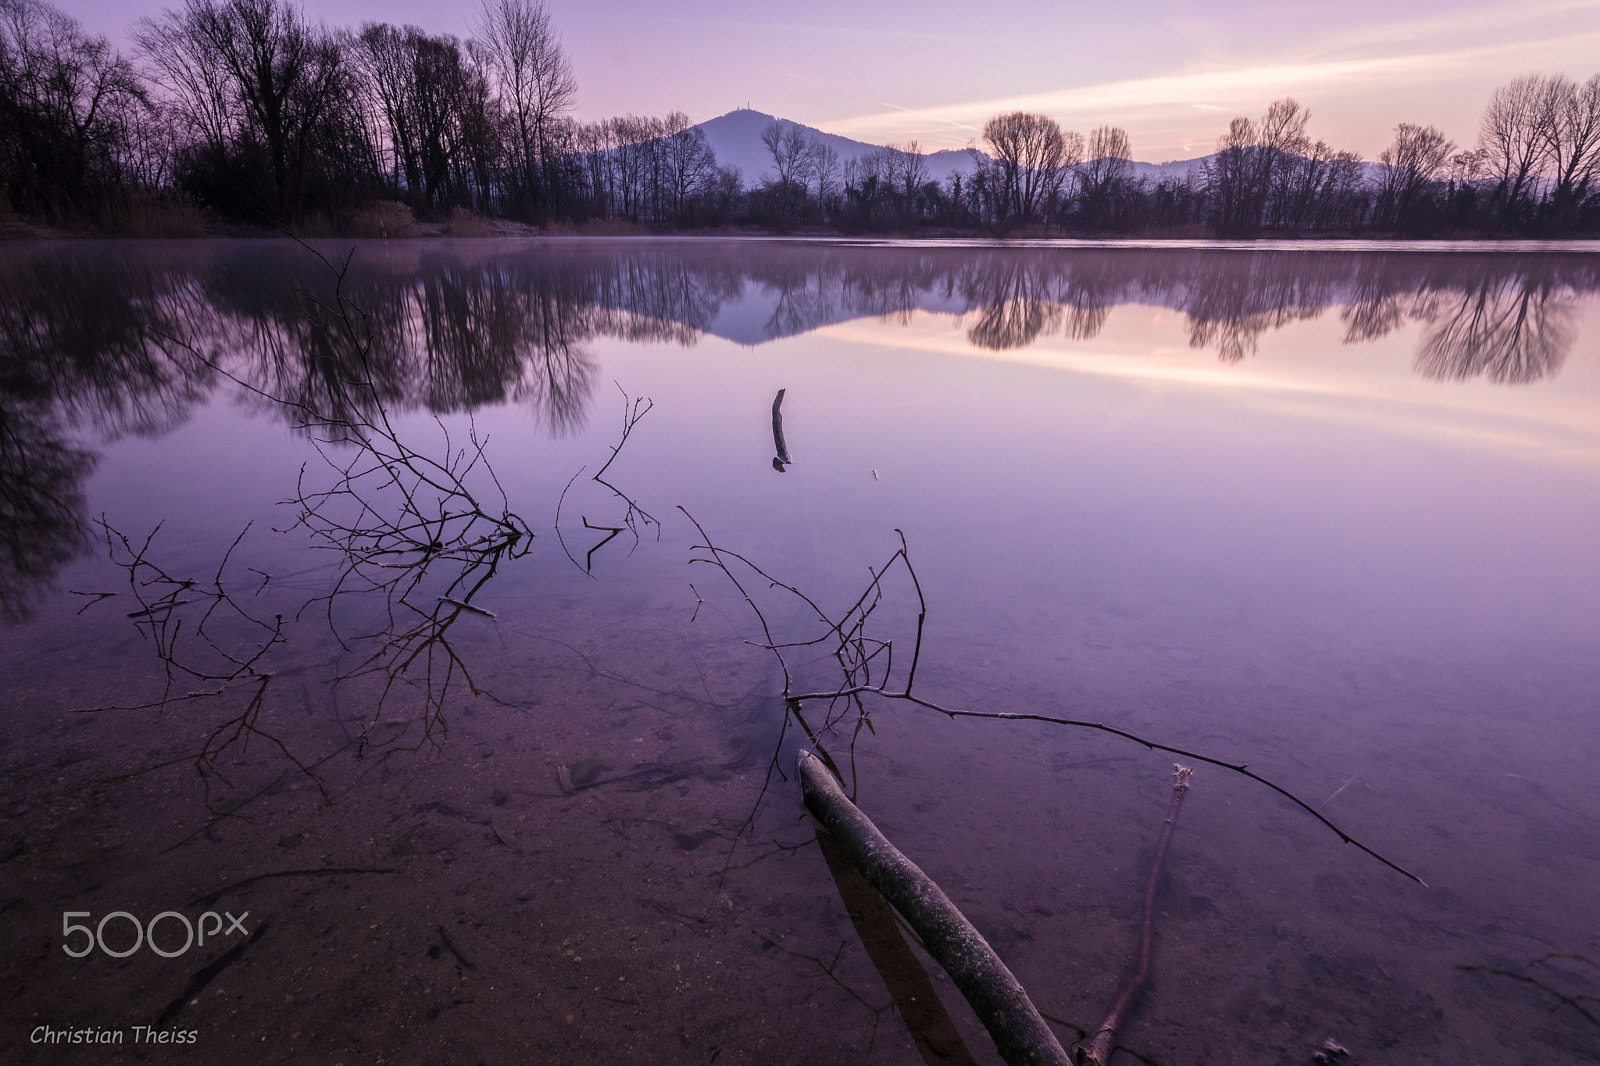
[[12, 244, 1593, 441], [0, 245, 216, 438], [4, 241, 1599, 620], [1180, 253, 1341, 363], [962, 258, 1065, 350], [198, 247, 601, 438], [1414, 274, 1579, 385], [0, 246, 220, 620], [953, 253, 1131, 350], [0, 404, 94, 623]]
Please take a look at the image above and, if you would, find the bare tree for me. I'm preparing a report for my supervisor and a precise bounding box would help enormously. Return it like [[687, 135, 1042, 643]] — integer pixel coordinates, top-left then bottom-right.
[[1205, 115, 1259, 233], [350, 23, 419, 196], [982, 110, 1080, 223], [885, 140, 929, 225], [0, 0, 146, 214], [137, 0, 349, 217], [135, 2, 237, 160], [1204, 98, 1314, 234], [1540, 72, 1600, 220], [1376, 123, 1455, 228], [351, 24, 499, 212], [807, 136, 839, 218], [1077, 125, 1133, 229], [609, 113, 657, 219], [473, 0, 574, 210], [702, 162, 741, 223], [571, 116, 615, 216], [659, 116, 716, 224], [1478, 74, 1553, 226], [760, 119, 810, 217], [1280, 143, 1365, 231], [1259, 98, 1312, 221]]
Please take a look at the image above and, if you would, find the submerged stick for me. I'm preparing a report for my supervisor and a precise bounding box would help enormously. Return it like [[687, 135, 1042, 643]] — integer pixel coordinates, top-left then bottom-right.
[[1078, 765, 1192, 1066], [799, 750, 1070, 1066], [772, 388, 793, 466]]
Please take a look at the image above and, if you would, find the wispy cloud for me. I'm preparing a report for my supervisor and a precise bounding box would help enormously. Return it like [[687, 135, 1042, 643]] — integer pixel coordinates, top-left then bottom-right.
[[824, 23, 1600, 147], [567, 10, 1019, 49], [1304, 0, 1600, 60]]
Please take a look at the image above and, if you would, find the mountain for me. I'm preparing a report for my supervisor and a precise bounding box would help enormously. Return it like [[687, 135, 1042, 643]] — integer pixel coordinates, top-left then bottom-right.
[[693, 108, 974, 188], [1130, 158, 1211, 182], [690, 110, 1378, 192]]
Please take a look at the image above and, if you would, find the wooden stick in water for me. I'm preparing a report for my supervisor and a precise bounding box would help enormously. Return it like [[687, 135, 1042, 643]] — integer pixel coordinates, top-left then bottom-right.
[[1078, 765, 1192, 1066], [772, 388, 793, 466], [799, 750, 1071, 1066]]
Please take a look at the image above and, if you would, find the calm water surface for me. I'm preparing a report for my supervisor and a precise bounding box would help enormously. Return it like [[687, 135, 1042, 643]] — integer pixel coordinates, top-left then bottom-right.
[[3, 239, 1598, 1065]]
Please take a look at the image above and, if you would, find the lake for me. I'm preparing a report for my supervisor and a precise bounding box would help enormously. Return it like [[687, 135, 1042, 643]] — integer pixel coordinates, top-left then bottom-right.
[[3, 237, 1599, 1065]]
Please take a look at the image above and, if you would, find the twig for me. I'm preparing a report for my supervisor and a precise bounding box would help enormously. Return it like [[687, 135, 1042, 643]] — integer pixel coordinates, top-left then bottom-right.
[[555, 383, 659, 574], [438, 596, 496, 618], [682, 510, 1425, 887], [1078, 766, 1192, 1066], [1459, 958, 1600, 1028]]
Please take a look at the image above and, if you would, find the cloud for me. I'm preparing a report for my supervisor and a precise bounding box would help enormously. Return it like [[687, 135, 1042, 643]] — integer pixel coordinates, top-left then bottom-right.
[[824, 25, 1600, 148]]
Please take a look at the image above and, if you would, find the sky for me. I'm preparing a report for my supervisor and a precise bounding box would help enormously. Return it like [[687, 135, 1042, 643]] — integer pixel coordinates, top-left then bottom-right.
[[61, 0, 1600, 163]]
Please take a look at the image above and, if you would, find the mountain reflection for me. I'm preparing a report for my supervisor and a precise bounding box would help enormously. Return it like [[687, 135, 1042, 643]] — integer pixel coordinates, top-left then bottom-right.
[[3, 239, 1597, 618], [9, 244, 1594, 440]]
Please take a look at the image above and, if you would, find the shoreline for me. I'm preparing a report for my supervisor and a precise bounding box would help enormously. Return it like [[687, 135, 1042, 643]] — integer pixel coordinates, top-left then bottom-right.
[[9, 211, 1600, 248]]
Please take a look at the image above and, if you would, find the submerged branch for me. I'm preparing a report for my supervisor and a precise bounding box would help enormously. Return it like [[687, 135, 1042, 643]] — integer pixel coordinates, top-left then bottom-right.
[[799, 750, 1071, 1066], [1078, 766, 1192, 1066], [684, 509, 1426, 887]]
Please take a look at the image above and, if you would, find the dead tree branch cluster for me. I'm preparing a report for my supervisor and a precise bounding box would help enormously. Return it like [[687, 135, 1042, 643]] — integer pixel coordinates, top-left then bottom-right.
[[683, 508, 1422, 886], [82, 242, 558, 786], [555, 381, 660, 574], [679, 489, 1429, 1064]]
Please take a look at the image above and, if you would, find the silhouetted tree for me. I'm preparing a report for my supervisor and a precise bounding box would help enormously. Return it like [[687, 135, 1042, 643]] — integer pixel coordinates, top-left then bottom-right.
[[352, 25, 501, 213], [136, 0, 352, 218], [1203, 98, 1311, 234], [1478, 74, 1552, 227], [658, 119, 715, 224], [0, 0, 146, 218], [473, 0, 574, 216], [1540, 73, 1600, 225], [981, 110, 1079, 224], [1076, 125, 1133, 229], [1376, 123, 1455, 229], [760, 119, 810, 220]]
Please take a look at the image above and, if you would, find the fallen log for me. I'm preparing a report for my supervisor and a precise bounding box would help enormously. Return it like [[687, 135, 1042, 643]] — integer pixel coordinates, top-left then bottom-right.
[[799, 750, 1071, 1066]]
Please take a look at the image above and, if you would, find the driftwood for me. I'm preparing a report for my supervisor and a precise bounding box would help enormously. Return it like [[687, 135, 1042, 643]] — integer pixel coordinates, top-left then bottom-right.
[[772, 388, 793, 468], [814, 828, 980, 1064], [1077, 765, 1191, 1066], [799, 750, 1072, 1066]]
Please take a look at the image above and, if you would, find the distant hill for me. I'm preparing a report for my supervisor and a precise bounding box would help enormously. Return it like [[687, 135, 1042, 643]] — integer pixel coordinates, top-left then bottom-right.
[[693, 109, 974, 187], [691, 109, 1374, 192], [1130, 158, 1211, 182]]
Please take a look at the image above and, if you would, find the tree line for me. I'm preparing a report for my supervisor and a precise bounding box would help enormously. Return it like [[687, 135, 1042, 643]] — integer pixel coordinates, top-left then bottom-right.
[[2, 0, 1598, 235]]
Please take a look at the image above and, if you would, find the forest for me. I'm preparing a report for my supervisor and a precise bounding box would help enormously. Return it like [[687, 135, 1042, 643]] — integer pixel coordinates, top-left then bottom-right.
[[3, 0, 1599, 237]]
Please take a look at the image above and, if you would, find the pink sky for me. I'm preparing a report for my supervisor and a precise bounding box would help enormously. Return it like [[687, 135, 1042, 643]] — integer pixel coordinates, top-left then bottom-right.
[[60, 0, 1600, 162]]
